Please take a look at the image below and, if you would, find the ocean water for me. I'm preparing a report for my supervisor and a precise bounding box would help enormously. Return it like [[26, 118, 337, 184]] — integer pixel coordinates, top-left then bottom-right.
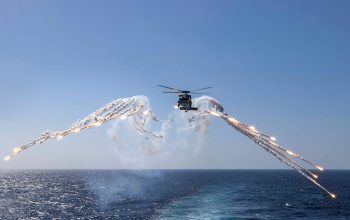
[[0, 170, 349, 219]]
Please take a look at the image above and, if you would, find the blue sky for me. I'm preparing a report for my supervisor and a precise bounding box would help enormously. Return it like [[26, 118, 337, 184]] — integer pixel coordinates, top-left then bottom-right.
[[0, 0, 349, 169]]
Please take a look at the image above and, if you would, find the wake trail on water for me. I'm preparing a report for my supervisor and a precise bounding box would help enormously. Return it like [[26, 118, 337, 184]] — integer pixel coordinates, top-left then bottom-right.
[[4, 95, 335, 198]]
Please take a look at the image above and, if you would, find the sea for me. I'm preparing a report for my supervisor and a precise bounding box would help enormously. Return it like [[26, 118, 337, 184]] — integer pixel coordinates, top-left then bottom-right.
[[0, 170, 349, 219]]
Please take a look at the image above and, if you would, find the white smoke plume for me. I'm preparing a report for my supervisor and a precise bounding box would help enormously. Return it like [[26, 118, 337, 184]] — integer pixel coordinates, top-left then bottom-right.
[[4, 95, 335, 198], [106, 96, 216, 168]]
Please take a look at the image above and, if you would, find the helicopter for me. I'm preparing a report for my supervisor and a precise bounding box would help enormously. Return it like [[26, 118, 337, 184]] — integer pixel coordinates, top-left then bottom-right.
[[157, 85, 212, 111]]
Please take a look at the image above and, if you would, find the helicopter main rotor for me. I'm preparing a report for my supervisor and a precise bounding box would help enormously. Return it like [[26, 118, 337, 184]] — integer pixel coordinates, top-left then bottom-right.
[[157, 85, 212, 95]]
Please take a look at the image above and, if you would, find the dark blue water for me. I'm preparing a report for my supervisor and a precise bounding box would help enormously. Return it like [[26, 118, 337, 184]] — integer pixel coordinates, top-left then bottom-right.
[[0, 170, 349, 219]]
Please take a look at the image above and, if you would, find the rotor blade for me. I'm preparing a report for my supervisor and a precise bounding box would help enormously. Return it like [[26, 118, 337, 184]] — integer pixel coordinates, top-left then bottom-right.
[[193, 86, 212, 91], [192, 92, 211, 95], [157, 85, 182, 92], [162, 91, 182, 93]]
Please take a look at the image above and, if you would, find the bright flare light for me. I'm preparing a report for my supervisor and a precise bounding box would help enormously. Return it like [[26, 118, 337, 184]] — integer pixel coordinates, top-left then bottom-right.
[[270, 137, 276, 141], [316, 165, 324, 171], [286, 150, 295, 156], [249, 126, 256, 131], [13, 147, 21, 153], [331, 193, 336, 199], [228, 117, 238, 124], [120, 115, 128, 120], [56, 135, 63, 140], [94, 121, 102, 127], [210, 111, 221, 117], [73, 128, 80, 133], [143, 110, 149, 115], [174, 105, 178, 109], [4, 156, 10, 161]]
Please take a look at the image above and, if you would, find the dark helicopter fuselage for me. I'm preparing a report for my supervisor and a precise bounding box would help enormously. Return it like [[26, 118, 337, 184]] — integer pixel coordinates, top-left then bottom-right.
[[177, 93, 198, 111], [157, 85, 211, 112]]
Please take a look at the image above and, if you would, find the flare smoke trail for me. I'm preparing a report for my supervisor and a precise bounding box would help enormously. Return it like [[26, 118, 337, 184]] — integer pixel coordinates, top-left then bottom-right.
[[4, 95, 335, 198], [4, 96, 159, 161]]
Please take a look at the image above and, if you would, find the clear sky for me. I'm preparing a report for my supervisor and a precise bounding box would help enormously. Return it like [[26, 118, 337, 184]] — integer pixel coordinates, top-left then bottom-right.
[[0, 0, 349, 169]]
